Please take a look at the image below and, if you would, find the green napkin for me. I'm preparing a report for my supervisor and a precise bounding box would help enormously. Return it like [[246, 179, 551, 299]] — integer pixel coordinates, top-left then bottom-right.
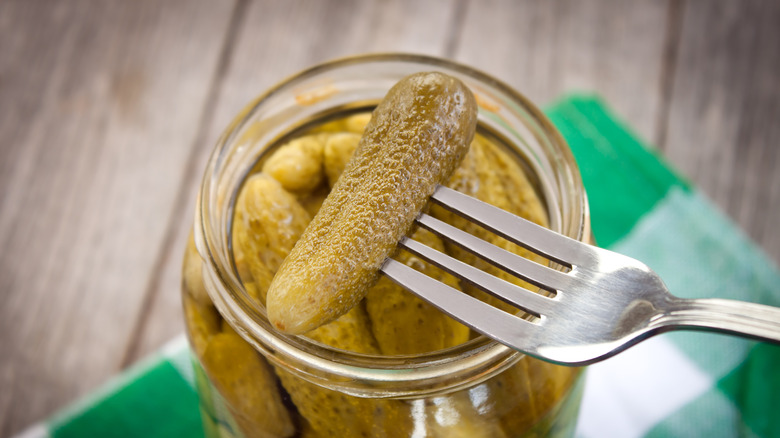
[[548, 97, 780, 438], [15, 96, 779, 438]]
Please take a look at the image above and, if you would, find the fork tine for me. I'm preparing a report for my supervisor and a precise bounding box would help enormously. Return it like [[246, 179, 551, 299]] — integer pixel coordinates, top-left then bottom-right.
[[430, 186, 596, 267], [414, 213, 576, 295], [380, 259, 540, 348], [398, 236, 556, 316]]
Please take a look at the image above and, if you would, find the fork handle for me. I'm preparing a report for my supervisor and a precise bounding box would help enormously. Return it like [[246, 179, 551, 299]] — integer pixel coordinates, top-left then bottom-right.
[[659, 298, 780, 344]]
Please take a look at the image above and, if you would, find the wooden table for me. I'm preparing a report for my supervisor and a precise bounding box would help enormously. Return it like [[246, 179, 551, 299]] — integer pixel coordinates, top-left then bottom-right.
[[1, 0, 778, 434]]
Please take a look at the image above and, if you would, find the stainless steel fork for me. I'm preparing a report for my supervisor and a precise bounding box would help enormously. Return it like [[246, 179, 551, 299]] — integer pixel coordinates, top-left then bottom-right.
[[380, 186, 780, 366]]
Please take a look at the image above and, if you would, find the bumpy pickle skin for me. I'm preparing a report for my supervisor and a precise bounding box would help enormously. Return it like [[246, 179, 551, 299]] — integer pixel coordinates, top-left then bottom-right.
[[231, 164, 409, 436], [261, 134, 326, 195], [304, 303, 381, 352], [479, 138, 548, 228], [182, 233, 222, 357], [298, 183, 330, 218], [312, 117, 493, 436], [312, 113, 371, 135], [275, 368, 411, 438], [183, 233, 211, 305], [183, 292, 221, 358], [488, 358, 579, 437], [416, 392, 508, 438], [323, 132, 361, 188], [232, 173, 312, 305], [365, 228, 470, 355], [267, 72, 478, 334], [317, 120, 470, 354], [343, 113, 371, 133], [274, 302, 412, 437], [436, 136, 550, 314], [442, 136, 580, 435], [319, 129, 469, 354], [201, 326, 296, 438]]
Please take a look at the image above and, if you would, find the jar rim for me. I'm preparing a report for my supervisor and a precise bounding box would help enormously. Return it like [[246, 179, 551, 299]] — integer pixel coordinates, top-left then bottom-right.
[[195, 53, 589, 397]]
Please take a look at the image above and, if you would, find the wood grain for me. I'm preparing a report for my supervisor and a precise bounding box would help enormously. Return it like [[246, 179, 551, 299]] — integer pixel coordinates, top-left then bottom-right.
[[453, 0, 669, 143], [663, 0, 780, 263], [0, 0, 236, 434]]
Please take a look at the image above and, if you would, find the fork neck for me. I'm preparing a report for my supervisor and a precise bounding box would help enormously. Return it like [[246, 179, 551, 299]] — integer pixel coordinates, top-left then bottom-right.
[[653, 298, 780, 344]]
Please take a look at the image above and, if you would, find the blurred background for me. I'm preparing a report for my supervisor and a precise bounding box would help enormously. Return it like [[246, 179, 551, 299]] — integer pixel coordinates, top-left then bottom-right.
[[0, 0, 778, 435]]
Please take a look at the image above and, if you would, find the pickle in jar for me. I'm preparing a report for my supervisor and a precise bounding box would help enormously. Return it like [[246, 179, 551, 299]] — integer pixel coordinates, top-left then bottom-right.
[[267, 72, 478, 335], [196, 68, 577, 438]]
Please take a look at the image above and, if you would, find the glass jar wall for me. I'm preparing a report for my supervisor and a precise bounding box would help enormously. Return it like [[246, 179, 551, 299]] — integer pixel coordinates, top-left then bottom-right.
[[183, 54, 591, 438]]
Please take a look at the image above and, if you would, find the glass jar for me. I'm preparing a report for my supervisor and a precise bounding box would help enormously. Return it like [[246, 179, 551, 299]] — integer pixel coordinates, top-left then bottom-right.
[[182, 54, 591, 438]]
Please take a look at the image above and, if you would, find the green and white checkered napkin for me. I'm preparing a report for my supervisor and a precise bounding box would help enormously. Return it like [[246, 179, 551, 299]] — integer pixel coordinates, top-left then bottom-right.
[[15, 96, 780, 438]]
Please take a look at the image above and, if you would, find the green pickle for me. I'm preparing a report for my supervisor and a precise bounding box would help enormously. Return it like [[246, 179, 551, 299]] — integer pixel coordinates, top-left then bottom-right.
[[183, 239, 297, 438], [273, 302, 412, 438], [185, 71, 582, 437], [267, 72, 478, 335], [365, 228, 470, 355], [232, 173, 312, 304], [261, 134, 327, 195], [201, 327, 297, 438], [437, 136, 553, 314], [322, 132, 361, 188]]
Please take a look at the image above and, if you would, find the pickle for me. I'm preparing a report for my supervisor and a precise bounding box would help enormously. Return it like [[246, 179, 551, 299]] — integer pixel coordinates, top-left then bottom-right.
[[490, 358, 578, 436], [365, 228, 470, 355], [193, 359, 246, 438], [486, 359, 542, 434], [261, 134, 326, 195], [343, 113, 371, 133], [183, 232, 210, 305], [523, 358, 578, 420], [274, 299, 411, 437], [298, 183, 329, 217], [305, 304, 380, 353], [275, 368, 410, 438], [479, 138, 547, 228], [319, 127, 469, 354], [323, 132, 361, 188], [201, 326, 296, 437], [183, 231, 223, 359], [268, 72, 478, 334], [232, 172, 383, 353], [296, 420, 320, 438], [418, 392, 508, 438], [318, 125, 469, 354], [312, 113, 371, 135], [232, 173, 312, 305], [183, 292, 221, 358], [232, 162, 407, 435], [437, 137, 550, 315], [233, 237, 266, 306]]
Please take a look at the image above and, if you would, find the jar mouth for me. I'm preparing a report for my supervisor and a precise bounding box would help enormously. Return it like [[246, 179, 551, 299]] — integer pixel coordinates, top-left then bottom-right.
[[195, 53, 589, 397]]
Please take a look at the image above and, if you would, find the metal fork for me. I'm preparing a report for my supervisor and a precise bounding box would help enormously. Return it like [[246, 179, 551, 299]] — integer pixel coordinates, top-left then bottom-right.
[[380, 186, 780, 366]]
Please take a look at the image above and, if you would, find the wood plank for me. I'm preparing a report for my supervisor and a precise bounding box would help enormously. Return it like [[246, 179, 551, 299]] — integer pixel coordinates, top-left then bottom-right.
[[3, 1, 775, 435], [663, 0, 780, 263], [453, 0, 669, 143], [130, 0, 464, 362], [0, 0, 236, 434]]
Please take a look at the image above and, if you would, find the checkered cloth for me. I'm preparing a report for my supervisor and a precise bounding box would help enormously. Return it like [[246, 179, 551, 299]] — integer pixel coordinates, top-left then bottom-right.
[[15, 96, 779, 438]]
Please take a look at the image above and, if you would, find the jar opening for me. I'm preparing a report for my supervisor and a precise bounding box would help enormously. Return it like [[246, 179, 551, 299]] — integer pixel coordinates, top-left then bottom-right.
[[194, 53, 588, 397]]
